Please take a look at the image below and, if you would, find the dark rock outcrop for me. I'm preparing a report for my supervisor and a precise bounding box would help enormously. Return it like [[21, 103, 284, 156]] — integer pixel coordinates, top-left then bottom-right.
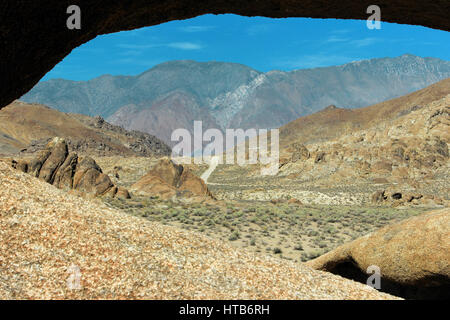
[[370, 188, 445, 207], [12, 137, 128, 199], [72, 115, 172, 157], [53, 153, 78, 190], [11, 159, 28, 173], [72, 156, 114, 197], [28, 148, 52, 178], [37, 137, 68, 183]]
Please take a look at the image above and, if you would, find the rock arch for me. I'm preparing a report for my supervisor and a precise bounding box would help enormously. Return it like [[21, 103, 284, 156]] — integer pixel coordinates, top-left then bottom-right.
[[1, 0, 449, 109]]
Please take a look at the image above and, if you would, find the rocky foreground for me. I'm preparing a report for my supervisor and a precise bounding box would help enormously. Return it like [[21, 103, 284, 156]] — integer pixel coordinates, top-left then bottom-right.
[[307, 208, 450, 299], [0, 161, 396, 299]]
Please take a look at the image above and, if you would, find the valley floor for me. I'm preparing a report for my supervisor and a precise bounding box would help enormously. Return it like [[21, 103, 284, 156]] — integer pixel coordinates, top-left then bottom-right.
[[94, 156, 434, 262], [105, 196, 429, 262]]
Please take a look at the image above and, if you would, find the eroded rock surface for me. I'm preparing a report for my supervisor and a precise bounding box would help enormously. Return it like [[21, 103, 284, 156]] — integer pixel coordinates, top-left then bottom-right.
[[306, 208, 450, 299], [11, 137, 129, 199], [131, 158, 214, 200]]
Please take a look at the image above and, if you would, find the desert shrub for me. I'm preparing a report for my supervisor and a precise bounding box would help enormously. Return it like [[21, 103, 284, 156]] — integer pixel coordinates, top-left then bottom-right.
[[273, 247, 282, 254], [318, 241, 327, 248], [308, 250, 322, 259], [229, 231, 240, 241], [308, 230, 319, 237], [325, 226, 336, 234], [301, 253, 309, 262]]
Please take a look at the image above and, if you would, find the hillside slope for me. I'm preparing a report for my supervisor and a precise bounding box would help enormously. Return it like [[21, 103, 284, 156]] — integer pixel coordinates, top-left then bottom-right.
[[280, 77, 450, 147], [209, 79, 450, 205], [0, 101, 170, 157], [0, 161, 396, 299]]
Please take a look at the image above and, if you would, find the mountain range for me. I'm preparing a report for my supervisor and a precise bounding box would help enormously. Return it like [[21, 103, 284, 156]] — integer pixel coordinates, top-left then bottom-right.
[[21, 54, 450, 145]]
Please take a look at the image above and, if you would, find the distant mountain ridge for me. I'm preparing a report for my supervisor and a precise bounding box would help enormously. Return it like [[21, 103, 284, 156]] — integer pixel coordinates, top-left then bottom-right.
[[21, 55, 450, 145]]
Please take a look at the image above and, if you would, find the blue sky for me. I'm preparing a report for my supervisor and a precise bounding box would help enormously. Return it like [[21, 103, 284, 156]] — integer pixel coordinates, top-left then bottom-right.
[[44, 14, 450, 81]]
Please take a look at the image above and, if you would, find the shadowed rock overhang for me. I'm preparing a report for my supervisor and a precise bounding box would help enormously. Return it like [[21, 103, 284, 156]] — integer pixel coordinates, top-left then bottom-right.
[[1, 0, 449, 110]]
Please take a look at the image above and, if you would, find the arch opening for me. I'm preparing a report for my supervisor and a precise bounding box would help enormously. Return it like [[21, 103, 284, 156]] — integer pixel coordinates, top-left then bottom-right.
[[1, 0, 449, 109]]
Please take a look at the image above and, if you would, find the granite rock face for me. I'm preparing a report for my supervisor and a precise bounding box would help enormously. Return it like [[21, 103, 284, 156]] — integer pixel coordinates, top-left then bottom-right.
[[12, 137, 128, 199], [131, 158, 214, 200], [37, 137, 68, 184], [307, 208, 450, 299]]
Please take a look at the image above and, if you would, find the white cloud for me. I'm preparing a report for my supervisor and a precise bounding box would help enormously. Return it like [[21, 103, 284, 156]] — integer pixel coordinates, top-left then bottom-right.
[[118, 50, 145, 57], [117, 42, 204, 51], [351, 37, 379, 47], [178, 25, 216, 33], [324, 35, 349, 43], [321, 36, 380, 47], [167, 42, 204, 50]]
